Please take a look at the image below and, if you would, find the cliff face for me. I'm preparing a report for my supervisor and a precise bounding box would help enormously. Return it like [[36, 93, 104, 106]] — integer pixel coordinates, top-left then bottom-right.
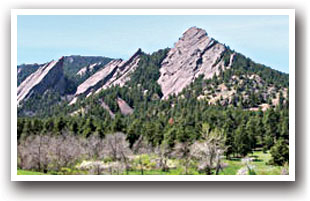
[[157, 27, 229, 99], [74, 60, 123, 96], [17, 57, 65, 106], [17, 63, 42, 85], [95, 49, 141, 93], [70, 49, 142, 105]]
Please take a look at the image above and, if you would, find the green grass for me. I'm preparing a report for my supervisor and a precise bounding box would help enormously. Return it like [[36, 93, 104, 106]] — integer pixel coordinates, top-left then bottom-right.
[[248, 151, 282, 175], [218, 151, 283, 175], [219, 160, 243, 175], [17, 169, 47, 175]]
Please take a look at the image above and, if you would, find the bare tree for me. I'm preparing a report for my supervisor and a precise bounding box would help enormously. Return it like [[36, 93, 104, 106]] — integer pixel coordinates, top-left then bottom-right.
[[172, 142, 192, 175], [190, 124, 227, 175], [155, 142, 171, 172], [132, 135, 153, 155], [57, 134, 87, 170], [85, 135, 104, 160], [39, 134, 52, 173], [103, 132, 132, 174], [18, 134, 52, 172], [18, 133, 88, 173], [18, 135, 39, 170], [17, 132, 133, 175]]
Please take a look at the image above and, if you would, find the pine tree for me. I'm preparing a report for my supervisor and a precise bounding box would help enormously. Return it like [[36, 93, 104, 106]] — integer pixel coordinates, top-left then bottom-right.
[[54, 116, 66, 134], [70, 120, 79, 134], [17, 119, 25, 140], [127, 119, 142, 147], [111, 114, 124, 133], [245, 116, 257, 151], [233, 121, 252, 157], [263, 109, 279, 150], [270, 138, 289, 165], [23, 119, 33, 136], [32, 118, 43, 134], [96, 124, 105, 139], [223, 112, 234, 157], [82, 117, 96, 138]]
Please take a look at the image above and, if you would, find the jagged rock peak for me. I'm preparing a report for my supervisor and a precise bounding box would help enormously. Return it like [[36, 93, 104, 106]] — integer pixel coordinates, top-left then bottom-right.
[[133, 48, 142, 56], [17, 56, 65, 106], [181, 26, 208, 41], [101, 48, 142, 88], [118, 48, 142, 70], [158, 27, 227, 99]]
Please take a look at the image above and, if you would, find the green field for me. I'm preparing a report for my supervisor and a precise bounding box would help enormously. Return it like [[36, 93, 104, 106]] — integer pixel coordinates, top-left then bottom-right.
[[17, 170, 47, 175], [219, 151, 283, 175]]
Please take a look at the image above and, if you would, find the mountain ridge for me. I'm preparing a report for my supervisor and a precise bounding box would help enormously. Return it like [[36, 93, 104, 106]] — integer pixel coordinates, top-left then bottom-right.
[[17, 57, 65, 106], [17, 26, 288, 117]]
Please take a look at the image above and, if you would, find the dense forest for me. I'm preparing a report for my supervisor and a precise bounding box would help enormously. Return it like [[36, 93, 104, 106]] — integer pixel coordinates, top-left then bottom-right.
[[17, 48, 289, 175]]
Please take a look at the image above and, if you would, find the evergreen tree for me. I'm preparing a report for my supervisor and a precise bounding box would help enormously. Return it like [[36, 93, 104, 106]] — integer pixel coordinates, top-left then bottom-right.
[[17, 119, 25, 140], [245, 116, 257, 150], [54, 116, 66, 133], [270, 138, 289, 165], [111, 114, 124, 133], [233, 121, 252, 157], [82, 117, 96, 138], [263, 109, 279, 150], [127, 119, 142, 147], [70, 120, 79, 134]]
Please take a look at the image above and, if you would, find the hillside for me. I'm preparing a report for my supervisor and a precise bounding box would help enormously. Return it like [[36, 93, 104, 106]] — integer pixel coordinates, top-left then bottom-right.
[[17, 63, 43, 85]]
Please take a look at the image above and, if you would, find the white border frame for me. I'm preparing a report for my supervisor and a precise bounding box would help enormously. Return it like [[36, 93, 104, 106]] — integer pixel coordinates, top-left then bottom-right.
[[11, 9, 295, 181]]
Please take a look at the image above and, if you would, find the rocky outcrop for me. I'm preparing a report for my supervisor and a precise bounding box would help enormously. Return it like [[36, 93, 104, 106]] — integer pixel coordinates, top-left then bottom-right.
[[76, 62, 102, 76], [17, 57, 65, 106], [63, 55, 112, 76], [73, 59, 122, 98], [17, 63, 42, 85], [158, 27, 228, 99], [70, 49, 142, 105], [95, 49, 141, 93], [117, 97, 134, 115]]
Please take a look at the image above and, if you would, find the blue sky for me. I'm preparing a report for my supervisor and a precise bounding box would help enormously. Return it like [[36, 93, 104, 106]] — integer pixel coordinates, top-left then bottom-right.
[[17, 15, 289, 73]]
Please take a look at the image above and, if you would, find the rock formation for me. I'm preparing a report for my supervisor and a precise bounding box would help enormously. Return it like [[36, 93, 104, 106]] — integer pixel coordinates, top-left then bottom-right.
[[17, 57, 65, 106], [117, 97, 134, 115], [17, 63, 42, 85], [76, 62, 102, 77], [95, 49, 141, 93], [70, 49, 142, 105], [75, 60, 122, 95], [157, 27, 229, 99]]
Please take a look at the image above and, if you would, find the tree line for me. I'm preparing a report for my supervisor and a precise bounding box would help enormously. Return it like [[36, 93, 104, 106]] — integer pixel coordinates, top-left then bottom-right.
[[18, 103, 289, 168]]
